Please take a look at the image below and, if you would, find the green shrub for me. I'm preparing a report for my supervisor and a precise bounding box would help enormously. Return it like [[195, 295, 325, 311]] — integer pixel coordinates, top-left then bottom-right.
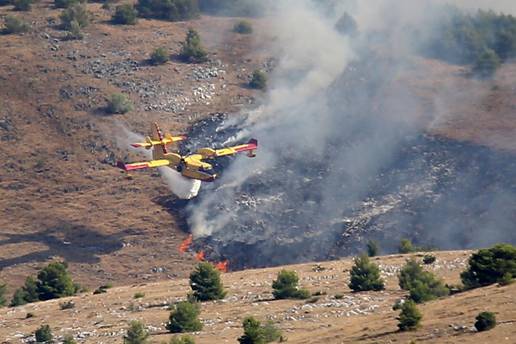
[[167, 301, 203, 333], [398, 239, 416, 254], [54, 0, 80, 9], [272, 270, 310, 300], [461, 244, 516, 289], [397, 300, 422, 331], [107, 93, 133, 114], [112, 4, 138, 25], [334, 293, 344, 300], [233, 20, 252, 34], [63, 334, 77, 344], [66, 19, 84, 40], [179, 28, 208, 63], [150, 47, 169, 65], [169, 335, 196, 344], [472, 48, 501, 78], [136, 0, 199, 21], [366, 240, 379, 257], [3, 15, 30, 34], [60, 3, 89, 30], [0, 283, 6, 307], [10, 276, 38, 307], [36, 261, 77, 301], [124, 320, 149, 344], [422, 254, 436, 265], [474, 311, 496, 332], [35, 325, 53, 343], [12, 0, 32, 11], [134, 292, 145, 299], [189, 262, 226, 301], [199, 0, 262, 17], [236, 317, 282, 344], [425, 9, 516, 65], [398, 259, 449, 303], [348, 255, 385, 292], [249, 70, 266, 90]]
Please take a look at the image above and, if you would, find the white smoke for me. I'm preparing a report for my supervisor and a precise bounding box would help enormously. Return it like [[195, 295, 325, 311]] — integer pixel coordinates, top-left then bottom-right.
[[115, 123, 201, 200], [188, 0, 516, 250]]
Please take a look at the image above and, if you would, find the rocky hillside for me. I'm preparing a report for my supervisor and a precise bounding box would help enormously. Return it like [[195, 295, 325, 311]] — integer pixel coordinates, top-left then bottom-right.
[[0, 251, 515, 343]]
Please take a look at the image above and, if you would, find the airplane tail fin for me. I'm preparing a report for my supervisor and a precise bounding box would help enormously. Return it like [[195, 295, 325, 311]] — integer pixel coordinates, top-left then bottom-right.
[[247, 139, 258, 158]]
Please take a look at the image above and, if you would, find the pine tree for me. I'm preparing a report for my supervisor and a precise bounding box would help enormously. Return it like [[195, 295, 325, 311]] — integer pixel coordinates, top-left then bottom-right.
[[167, 301, 203, 333], [348, 255, 385, 292], [189, 262, 226, 301], [179, 29, 208, 63], [397, 300, 422, 331], [272, 270, 310, 300], [124, 320, 149, 344]]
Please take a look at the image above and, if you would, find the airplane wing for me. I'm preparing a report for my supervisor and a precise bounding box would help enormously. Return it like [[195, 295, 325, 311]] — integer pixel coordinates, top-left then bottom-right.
[[197, 139, 258, 158], [117, 159, 170, 171], [131, 135, 187, 149]]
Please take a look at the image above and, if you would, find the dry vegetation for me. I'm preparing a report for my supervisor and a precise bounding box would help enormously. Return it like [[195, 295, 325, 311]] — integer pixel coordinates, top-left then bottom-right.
[[0, 251, 515, 343]]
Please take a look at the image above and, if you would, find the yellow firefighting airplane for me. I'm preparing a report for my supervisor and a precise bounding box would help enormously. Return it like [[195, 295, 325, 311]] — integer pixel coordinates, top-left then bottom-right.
[[117, 123, 257, 182]]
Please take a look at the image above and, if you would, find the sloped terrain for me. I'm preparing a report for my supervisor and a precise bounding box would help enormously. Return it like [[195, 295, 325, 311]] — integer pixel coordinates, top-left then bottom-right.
[[1, 0, 515, 298], [0, 251, 514, 343]]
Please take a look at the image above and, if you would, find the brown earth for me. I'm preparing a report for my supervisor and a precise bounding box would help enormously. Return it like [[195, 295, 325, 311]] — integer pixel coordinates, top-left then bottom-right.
[[0, 251, 514, 343], [1, 0, 515, 299]]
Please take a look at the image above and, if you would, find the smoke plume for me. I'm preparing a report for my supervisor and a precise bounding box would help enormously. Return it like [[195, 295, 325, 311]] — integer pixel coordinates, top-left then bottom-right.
[[184, 0, 516, 266]]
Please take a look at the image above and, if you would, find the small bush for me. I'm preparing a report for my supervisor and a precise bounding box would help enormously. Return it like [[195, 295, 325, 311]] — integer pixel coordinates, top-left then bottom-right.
[[233, 20, 252, 34], [170, 335, 196, 344], [461, 244, 516, 289], [249, 69, 266, 90], [474, 311, 496, 332], [397, 300, 422, 331], [179, 28, 208, 63], [272, 270, 310, 300], [237, 317, 283, 343], [136, 0, 199, 21], [134, 292, 145, 299], [60, 3, 89, 30], [59, 300, 75, 310], [366, 240, 379, 257], [167, 301, 203, 333], [472, 48, 501, 78], [10, 276, 38, 307], [189, 262, 226, 302], [12, 0, 32, 11], [66, 19, 83, 40], [348, 255, 385, 292], [392, 298, 405, 311], [26, 312, 35, 318], [112, 4, 138, 25], [124, 320, 149, 344], [0, 283, 6, 307], [63, 334, 77, 344], [3, 15, 30, 34], [422, 255, 436, 265], [398, 239, 416, 254], [399, 259, 449, 303], [334, 293, 344, 300], [107, 93, 133, 114], [35, 325, 53, 343], [54, 0, 80, 9], [150, 47, 169, 65]]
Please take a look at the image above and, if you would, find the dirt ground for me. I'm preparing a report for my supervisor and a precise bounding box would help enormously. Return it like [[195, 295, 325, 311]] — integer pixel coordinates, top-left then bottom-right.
[[0, 251, 514, 343]]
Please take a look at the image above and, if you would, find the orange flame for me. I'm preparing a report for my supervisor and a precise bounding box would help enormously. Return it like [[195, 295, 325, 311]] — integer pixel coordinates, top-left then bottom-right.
[[195, 251, 206, 261], [215, 260, 229, 273], [179, 235, 193, 253]]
